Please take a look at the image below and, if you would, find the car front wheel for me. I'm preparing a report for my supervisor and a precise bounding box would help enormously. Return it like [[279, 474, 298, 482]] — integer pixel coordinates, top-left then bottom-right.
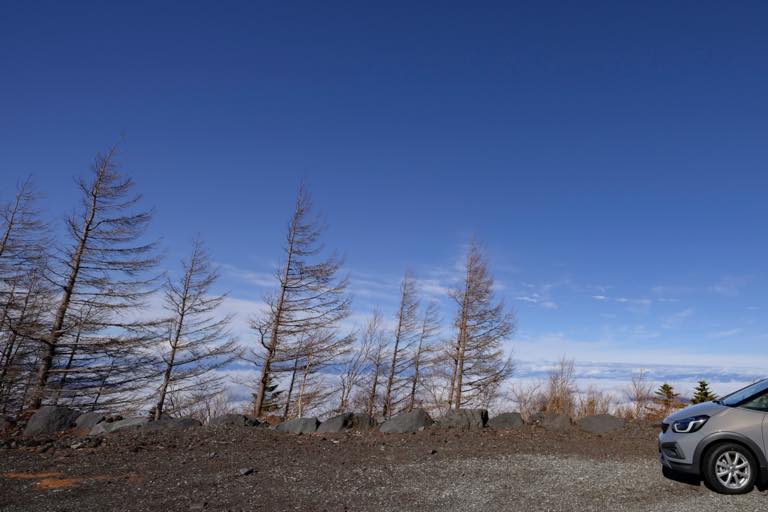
[[703, 443, 757, 494]]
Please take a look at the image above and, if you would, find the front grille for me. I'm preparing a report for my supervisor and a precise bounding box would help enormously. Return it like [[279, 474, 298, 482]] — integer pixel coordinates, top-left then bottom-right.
[[661, 422, 669, 433]]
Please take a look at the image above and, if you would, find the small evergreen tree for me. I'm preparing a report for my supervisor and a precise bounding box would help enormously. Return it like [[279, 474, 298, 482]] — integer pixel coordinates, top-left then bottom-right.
[[256, 375, 283, 414], [654, 383, 679, 412], [690, 380, 717, 404]]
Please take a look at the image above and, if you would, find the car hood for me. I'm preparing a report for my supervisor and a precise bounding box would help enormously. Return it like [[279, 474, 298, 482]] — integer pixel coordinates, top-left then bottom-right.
[[664, 401, 728, 423]]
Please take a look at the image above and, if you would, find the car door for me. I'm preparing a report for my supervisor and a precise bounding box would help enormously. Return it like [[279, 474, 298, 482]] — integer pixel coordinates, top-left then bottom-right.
[[734, 387, 768, 460], [763, 414, 768, 461]]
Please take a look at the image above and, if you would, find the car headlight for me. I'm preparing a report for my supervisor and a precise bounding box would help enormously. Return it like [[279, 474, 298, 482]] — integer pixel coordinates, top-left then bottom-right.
[[671, 415, 709, 433]]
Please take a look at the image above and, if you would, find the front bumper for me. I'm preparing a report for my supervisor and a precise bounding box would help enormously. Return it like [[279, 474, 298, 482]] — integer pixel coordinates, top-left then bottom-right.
[[659, 453, 699, 475], [658, 437, 699, 476]]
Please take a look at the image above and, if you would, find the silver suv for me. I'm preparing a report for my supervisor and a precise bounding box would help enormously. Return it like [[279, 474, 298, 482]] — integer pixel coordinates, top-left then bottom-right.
[[659, 378, 768, 494]]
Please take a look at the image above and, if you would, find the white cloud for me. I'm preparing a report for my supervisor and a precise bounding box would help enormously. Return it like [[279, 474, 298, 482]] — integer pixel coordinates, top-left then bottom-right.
[[706, 328, 744, 340], [219, 296, 269, 339], [589, 294, 653, 310], [415, 277, 452, 299], [510, 332, 767, 370], [661, 307, 694, 328], [709, 275, 754, 297], [512, 280, 570, 310], [219, 263, 276, 288], [652, 284, 695, 296]]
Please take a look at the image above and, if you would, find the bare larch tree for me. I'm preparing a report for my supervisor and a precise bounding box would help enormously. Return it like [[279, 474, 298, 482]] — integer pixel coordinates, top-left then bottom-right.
[[26, 148, 161, 410], [250, 184, 350, 417], [0, 178, 50, 413], [382, 271, 419, 418], [447, 240, 514, 410], [280, 328, 353, 419], [337, 324, 371, 413], [405, 300, 441, 412], [152, 239, 240, 420], [360, 308, 388, 417]]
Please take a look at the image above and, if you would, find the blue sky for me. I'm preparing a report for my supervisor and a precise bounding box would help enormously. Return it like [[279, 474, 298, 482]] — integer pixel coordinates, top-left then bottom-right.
[[2, 1, 767, 396]]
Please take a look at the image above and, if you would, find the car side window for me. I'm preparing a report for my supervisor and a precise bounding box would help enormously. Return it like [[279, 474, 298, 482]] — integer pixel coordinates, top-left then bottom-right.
[[741, 391, 768, 412]]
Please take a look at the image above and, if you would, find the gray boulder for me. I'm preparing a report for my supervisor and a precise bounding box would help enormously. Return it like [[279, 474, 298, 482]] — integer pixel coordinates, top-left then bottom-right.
[[90, 417, 149, 435], [350, 413, 376, 431], [317, 413, 354, 433], [209, 414, 261, 427], [275, 417, 319, 434], [488, 412, 524, 429], [379, 409, 433, 433], [531, 413, 572, 431], [439, 409, 488, 430], [141, 417, 202, 431], [578, 414, 626, 434], [74, 412, 106, 432], [23, 406, 81, 437]]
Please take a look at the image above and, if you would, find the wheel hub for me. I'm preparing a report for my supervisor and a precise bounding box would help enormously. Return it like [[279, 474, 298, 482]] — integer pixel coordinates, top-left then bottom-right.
[[715, 451, 751, 490]]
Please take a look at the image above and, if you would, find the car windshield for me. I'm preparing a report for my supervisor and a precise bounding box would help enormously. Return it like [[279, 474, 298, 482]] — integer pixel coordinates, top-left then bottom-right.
[[718, 379, 768, 407]]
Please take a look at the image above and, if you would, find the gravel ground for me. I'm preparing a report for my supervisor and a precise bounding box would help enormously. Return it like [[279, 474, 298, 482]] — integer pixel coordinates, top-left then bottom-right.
[[0, 425, 766, 511]]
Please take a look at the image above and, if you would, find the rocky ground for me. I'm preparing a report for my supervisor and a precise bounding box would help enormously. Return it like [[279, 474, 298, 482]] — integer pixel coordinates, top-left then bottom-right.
[[0, 423, 766, 511]]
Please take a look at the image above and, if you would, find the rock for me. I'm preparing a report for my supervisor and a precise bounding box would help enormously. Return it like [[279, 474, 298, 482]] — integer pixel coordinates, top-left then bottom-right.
[[379, 409, 433, 433], [23, 406, 81, 437], [209, 414, 260, 427], [531, 413, 572, 431], [275, 417, 319, 434], [439, 409, 488, 430], [141, 417, 202, 431], [350, 413, 376, 431], [317, 413, 354, 433], [74, 412, 106, 432], [90, 417, 149, 435], [488, 412, 525, 429], [238, 467, 255, 476], [578, 414, 626, 434]]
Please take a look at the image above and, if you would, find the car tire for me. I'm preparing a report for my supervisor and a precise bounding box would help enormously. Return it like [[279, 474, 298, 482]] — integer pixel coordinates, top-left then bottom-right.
[[703, 443, 758, 494]]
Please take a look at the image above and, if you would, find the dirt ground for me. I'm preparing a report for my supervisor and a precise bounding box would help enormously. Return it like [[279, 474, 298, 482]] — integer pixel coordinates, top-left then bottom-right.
[[1, 423, 766, 511]]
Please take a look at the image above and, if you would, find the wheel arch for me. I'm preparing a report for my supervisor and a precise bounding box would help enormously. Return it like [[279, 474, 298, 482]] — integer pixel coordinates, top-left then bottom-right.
[[694, 432, 768, 477]]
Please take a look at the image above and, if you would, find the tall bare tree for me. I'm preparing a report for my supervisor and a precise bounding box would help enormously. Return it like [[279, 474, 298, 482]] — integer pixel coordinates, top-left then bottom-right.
[[447, 240, 514, 410], [405, 301, 440, 412], [382, 271, 419, 418], [0, 178, 50, 413], [25, 148, 161, 410], [250, 184, 351, 417], [337, 322, 374, 413], [280, 328, 353, 419], [152, 239, 240, 420], [360, 309, 388, 417]]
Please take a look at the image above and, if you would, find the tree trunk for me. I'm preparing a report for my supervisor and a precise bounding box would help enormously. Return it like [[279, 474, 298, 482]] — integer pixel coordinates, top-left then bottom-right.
[[50, 325, 83, 406], [449, 263, 471, 411], [407, 340, 424, 413], [366, 366, 379, 418], [29, 177, 99, 409], [253, 230, 295, 417], [383, 300, 406, 418], [296, 357, 312, 418], [282, 355, 300, 420], [155, 263, 193, 420]]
